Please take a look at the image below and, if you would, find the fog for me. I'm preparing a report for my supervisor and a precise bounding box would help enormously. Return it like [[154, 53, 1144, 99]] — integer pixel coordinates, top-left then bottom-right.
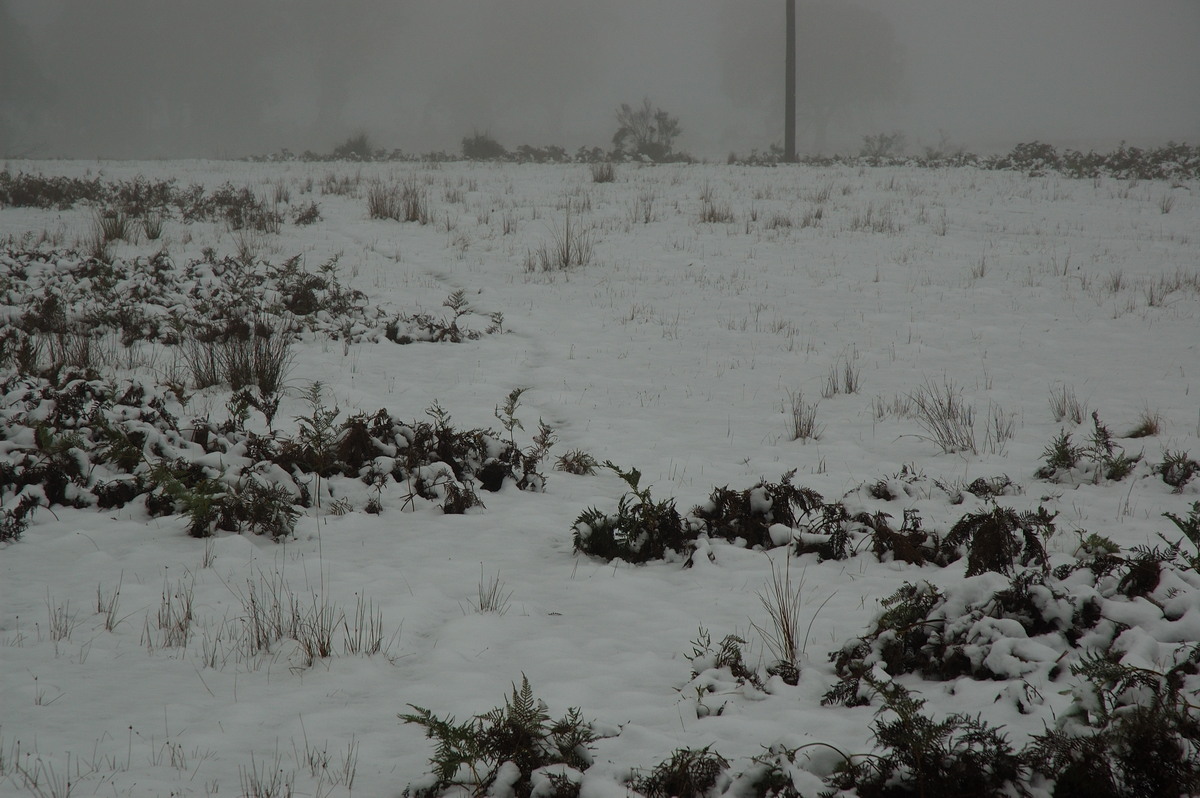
[[3, 0, 1198, 159]]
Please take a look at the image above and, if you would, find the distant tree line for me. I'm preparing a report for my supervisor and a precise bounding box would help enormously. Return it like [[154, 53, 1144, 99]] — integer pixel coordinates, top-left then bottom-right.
[[247, 133, 1200, 183], [250, 98, 690, 165]]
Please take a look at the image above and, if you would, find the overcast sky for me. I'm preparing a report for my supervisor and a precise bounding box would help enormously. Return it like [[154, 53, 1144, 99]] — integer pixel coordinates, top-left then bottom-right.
[[3, 0, 1198, 159]]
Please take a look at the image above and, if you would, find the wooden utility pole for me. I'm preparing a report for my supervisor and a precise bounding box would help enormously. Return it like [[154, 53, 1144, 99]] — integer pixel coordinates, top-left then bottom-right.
[[784, 0, 796, 162]]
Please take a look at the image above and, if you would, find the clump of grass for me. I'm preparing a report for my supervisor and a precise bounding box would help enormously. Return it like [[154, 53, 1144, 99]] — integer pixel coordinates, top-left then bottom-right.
[[984, 402, 1017, 455], [180, 322, 293, 395], [367, 180, 402, 220], [95, 207, 133, 243], [823, 353, 862, 398], [141, 210, 165, 240], [750, 558, 804, 684], [909, 377, 976, 455], [1049, 384, 1088, 424], [699, 198, 735, 224], [1126, 408, 1162, 438], [400, 175, 430, 224], [873, 393, 915, 420], [533, 203, 593, 271], [785, 389, 821, 441], [763, 211, 791, 230], [590, 162, 616, 183], [469, 567, 512, 615]]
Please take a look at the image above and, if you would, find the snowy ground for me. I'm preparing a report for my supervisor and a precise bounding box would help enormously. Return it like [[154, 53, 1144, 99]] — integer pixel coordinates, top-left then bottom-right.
[[2, 160, 1199, 797]]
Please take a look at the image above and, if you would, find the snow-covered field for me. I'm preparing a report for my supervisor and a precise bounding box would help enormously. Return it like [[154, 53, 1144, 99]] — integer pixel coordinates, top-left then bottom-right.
[[2, 159, 1199, 797]]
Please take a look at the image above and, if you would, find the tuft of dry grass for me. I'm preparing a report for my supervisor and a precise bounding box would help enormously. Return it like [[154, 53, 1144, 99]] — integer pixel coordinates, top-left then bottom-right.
[[785, 389, 821, 442], [1127, 408, 1162, 438], [909, 377, 976, 455], [1049, 383, 1088, 424], [751, 557, 804, 670]]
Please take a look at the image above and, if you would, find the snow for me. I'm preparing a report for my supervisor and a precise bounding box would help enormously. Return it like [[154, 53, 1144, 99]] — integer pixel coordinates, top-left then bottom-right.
[[1, 159, 1198, 796]]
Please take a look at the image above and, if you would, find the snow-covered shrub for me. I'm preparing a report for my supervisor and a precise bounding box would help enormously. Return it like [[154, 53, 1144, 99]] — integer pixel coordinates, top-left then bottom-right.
[[1158, 450, 1199, 492], [0, 169, 105, 209], [1036, 412, 1142, 483], [572, 462, 687, 563], [792, 501, 935, 564], [0, 493, 39, 542], [201, 181, 281, 232], [0, 368, 559, 534], [1023, 651, 1200, 797], [290, 199, 321, 225], [461, 130, 506, 161], [629, 746, 730, 798], [688, 628, 762, 692], [1163, 502, 1200, 570], [994, 141, 1061, 176], [937, 504, 1053, 577], [0, 248, 382, 376], [387, 290, 492, 344], [690, 470, 821, 549], [554, 449, 598, 476], [823, 570, 1106, 706], [400, 675, 597, 798], [826, 680, 1027, 798]]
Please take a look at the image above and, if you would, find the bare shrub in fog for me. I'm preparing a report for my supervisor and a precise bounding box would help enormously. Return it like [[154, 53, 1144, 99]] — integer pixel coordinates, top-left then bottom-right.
[[612, 97, 682, 161]]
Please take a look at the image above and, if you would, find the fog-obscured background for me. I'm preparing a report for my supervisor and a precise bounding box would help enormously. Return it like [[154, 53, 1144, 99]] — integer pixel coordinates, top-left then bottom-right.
[[3, 0, 1198, 159]]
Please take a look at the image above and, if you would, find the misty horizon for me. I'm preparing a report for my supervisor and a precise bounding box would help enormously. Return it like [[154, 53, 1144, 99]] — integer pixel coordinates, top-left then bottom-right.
[[2, 0, 1198, 160]]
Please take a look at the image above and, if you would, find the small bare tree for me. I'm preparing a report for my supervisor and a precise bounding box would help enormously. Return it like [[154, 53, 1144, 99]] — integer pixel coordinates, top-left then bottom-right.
[[612, 98, 681, 161]]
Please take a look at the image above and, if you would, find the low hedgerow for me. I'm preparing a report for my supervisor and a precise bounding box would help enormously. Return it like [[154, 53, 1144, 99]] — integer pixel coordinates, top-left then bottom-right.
[[670, 644, 1200, 797], [573, 465, 1059, 576], [0, 371, 557, 536], [0, 170, 311, 234], [0, 170, 106, 209], [2, 247, 502, 393]]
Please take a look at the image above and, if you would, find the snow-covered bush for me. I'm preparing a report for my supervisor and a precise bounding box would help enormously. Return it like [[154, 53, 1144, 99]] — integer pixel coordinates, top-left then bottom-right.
[[628, 746, 730, 798], [572, 462, 687, 563], [1036, 412, 1142, 484], [690, 470, 821, 549], [401, 675, 597, 798]]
